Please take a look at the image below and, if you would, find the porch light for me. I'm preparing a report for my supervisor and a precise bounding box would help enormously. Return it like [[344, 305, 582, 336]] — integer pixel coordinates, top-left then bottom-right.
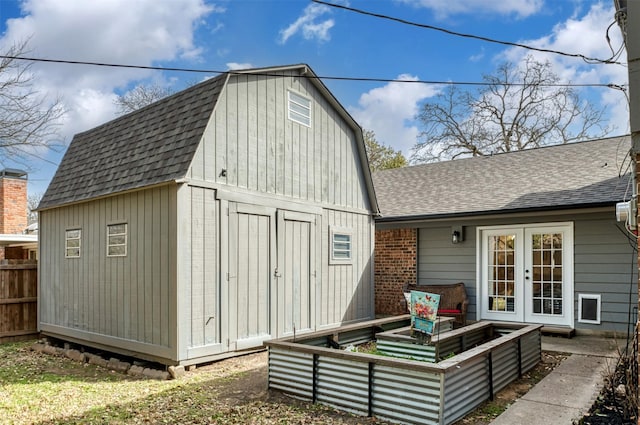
[[451, 226, 463, 244]]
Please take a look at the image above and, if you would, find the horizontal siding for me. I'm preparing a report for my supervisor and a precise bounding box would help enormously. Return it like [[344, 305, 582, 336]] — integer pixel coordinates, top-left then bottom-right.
[[574, 216, 637, 333], [418, 225, 477, 319], [188, 72, 370, 211], [39, 186, 177, 356], [415, 211, 636, 332]]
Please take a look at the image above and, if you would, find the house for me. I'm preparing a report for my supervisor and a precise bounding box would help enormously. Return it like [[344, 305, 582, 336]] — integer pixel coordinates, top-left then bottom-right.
[[37, 64, 378, 365], [0, 169, 37, 260], [374, 136, 637, 335]]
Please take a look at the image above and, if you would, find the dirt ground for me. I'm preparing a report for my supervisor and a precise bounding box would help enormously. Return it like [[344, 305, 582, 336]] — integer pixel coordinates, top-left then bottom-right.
[[0, 341, 569, 424], [190, 349, 569, 425], [452, 351, 569, 424]]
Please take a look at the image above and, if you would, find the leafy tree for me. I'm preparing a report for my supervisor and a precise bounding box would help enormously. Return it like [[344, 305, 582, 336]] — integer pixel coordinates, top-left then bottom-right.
[[114, 83, 175, 115], [412, 56, 609, 162], [0, 40, 64, 166], [364, 129, 407, 172]]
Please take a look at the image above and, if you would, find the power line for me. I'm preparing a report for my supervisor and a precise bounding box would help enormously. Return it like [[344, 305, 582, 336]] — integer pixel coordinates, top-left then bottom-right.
[[0, 55, 625, 89], [312, 0, 624, 65]]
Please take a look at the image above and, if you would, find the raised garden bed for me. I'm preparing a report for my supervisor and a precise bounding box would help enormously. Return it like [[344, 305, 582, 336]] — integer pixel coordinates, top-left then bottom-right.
[[264, 316, 542, 425]]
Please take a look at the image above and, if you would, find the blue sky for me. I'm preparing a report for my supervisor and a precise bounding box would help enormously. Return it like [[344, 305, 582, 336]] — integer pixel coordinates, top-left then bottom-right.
[[0, 0, 629, 196]]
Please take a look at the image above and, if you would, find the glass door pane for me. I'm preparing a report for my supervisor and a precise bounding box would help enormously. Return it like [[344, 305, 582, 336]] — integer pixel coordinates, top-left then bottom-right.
[[530, 232, 563, 316], [488, 234, 516, 312]]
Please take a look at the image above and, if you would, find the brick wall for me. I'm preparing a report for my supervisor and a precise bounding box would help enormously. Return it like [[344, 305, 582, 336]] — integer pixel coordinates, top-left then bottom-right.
[[374, 228, 417, 315], [0, 174, 27, 234]]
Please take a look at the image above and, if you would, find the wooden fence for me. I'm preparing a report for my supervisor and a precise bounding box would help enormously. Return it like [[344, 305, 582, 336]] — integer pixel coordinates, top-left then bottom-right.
[[0, 261, 37, 343]]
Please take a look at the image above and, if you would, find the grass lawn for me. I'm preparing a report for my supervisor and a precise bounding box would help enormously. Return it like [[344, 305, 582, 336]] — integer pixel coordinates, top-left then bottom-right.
[[0, 340, 563, 424], [0, 341, 379, 425]]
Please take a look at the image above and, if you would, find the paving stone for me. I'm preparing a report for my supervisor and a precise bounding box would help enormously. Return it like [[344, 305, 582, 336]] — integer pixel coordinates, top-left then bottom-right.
[[143, 368, 170, 380], [65, 349, 85, 362], [86, 353, 108, 368], [43, 345, 58, 355], [127, 365, 145, 376], [107, 358, 130, 373], [168, 365, 185, 379], [30, 343, 46, 353]]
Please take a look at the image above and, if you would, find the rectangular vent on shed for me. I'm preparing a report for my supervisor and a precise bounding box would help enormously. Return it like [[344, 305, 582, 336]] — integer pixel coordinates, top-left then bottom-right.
[[578, 294, 601, 324]]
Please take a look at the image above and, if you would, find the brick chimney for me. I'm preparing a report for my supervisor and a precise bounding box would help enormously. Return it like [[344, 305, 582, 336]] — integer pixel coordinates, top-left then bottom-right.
[[0, 169, 28, 234]]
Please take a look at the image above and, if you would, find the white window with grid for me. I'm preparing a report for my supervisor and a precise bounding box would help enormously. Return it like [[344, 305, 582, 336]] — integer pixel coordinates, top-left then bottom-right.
[[107, 223, 127, 257], [65, 229, 81, 258], [330, 226, 352, 264]]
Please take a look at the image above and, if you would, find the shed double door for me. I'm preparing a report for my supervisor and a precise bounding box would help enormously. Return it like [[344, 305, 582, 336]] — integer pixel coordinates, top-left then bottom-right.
[[228, 204, 316, 350]]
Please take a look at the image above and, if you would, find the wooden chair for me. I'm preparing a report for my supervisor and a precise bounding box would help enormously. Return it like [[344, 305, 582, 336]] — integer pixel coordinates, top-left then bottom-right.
[[403, 282, 469, 326]]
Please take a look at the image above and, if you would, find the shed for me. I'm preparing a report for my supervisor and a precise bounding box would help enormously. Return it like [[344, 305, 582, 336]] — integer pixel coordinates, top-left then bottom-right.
[[374, 136, 637, 335], [38, 64, 378, 365]]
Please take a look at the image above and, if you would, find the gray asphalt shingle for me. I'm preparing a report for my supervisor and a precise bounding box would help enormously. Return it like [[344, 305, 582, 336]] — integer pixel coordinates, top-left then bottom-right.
[[373, 136, 632, 219], [39, 73, 227, 210]]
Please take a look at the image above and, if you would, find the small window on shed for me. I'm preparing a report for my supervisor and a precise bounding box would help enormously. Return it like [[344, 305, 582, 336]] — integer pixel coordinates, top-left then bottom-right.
[[107, 223, 127, 257], [65, 229, 81, 258], [330, 226, 352, 264], [288, 90, 311, 127]]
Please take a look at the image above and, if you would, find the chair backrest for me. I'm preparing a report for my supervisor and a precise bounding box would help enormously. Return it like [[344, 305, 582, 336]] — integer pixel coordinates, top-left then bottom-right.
[[403, 282, 467, 311]]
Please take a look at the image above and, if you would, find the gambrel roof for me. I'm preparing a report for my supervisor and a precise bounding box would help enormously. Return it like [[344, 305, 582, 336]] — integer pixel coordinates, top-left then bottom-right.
[[39, 64, 378, 213], [39, 74, 226, 210], [374, 136, 632, 221]]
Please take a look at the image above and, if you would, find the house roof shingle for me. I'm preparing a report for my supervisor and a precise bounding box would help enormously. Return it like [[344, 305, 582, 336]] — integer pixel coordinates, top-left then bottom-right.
[[373, 136, 632, 221]]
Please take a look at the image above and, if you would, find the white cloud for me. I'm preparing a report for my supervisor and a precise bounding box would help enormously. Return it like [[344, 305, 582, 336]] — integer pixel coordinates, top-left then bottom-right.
[[501, 2, 629, 134], [0, 0, 216, 141], [396, 0, 543, 19], [279, 3, 334, 44], [469, 47, 485, 62], [349, 75, 438, 157], [226, 62, 253, 70]]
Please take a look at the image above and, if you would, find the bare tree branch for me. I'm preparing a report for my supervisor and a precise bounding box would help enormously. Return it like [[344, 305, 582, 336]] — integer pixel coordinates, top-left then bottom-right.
[[114, 83, 175, 115], [412, 56, 610, 163], [0, 40, 65, 168]]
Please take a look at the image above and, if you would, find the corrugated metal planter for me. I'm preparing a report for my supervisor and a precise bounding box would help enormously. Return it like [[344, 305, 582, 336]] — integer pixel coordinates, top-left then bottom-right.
[[264, 316, 542, 425]]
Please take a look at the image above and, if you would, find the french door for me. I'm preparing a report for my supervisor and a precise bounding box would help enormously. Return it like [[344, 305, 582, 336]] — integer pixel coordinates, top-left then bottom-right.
[[478, 223, 573, 327]]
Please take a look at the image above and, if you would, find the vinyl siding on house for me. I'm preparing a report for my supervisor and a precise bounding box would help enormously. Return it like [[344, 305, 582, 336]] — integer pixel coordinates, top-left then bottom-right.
[[417, 226, 478, 318], [574, 216, 637, 332], [413, 210, 637, 333]]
